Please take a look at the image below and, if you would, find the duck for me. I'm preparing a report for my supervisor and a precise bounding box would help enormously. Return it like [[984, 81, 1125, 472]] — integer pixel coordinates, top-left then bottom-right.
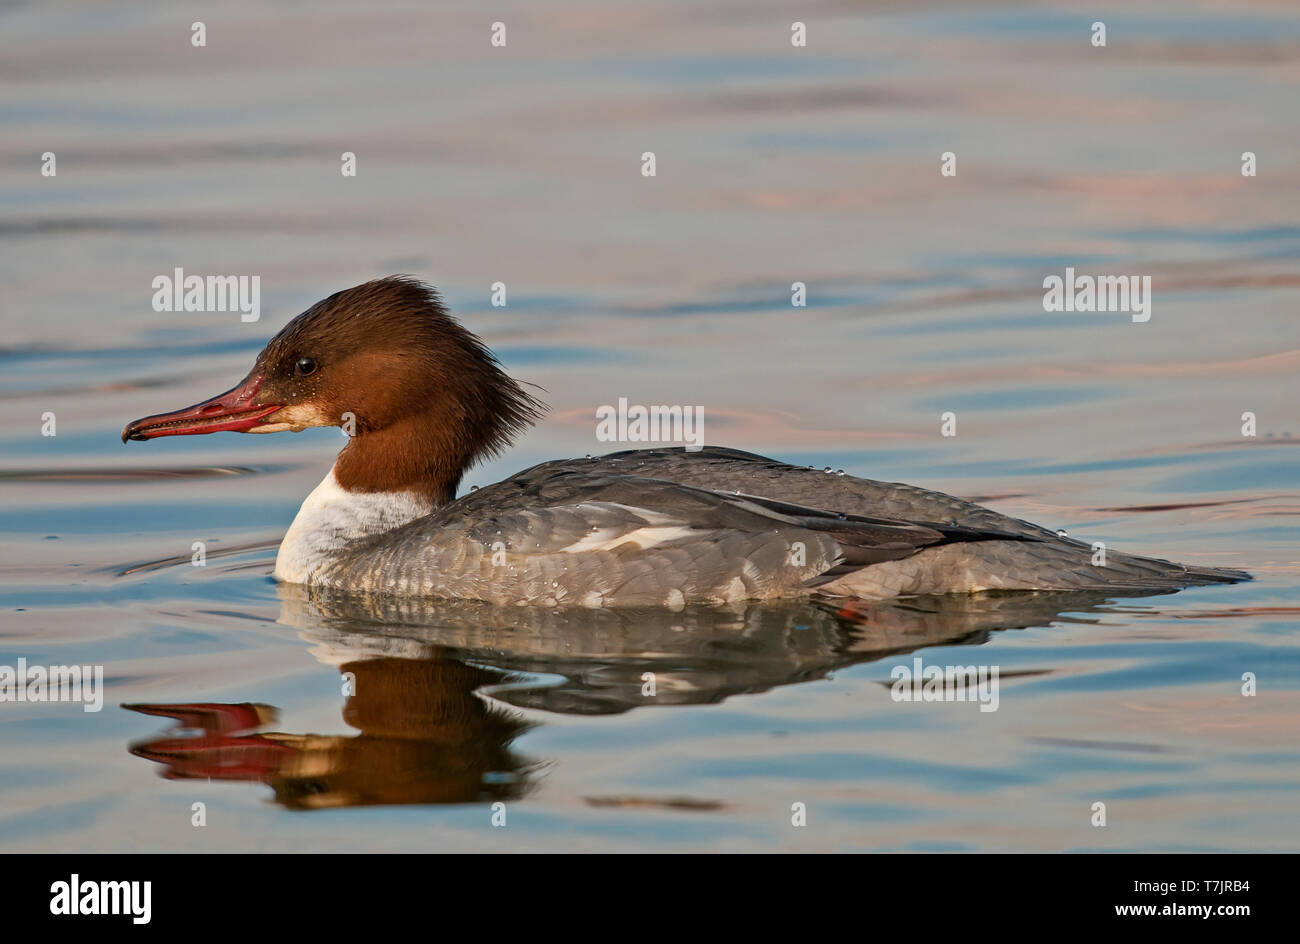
[[122, 276, 1250, 607]]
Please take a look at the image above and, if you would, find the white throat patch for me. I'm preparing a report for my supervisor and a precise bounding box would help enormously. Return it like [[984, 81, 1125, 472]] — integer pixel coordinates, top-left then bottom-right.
[[273, 467, 434, 585]]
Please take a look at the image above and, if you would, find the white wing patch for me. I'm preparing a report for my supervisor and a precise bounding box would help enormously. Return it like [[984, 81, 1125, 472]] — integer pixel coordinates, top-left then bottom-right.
[[560, 503, 697, 553], [563, 525, 697, 553]]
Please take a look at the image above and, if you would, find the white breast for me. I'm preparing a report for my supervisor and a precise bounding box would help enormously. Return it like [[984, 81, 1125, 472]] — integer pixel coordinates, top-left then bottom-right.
[[273, 467, 434, 585]]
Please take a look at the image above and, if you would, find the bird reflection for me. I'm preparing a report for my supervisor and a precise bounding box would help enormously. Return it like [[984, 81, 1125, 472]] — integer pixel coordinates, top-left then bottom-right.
[[126, 657, 537, 810], [127, 585, 1154, 809]]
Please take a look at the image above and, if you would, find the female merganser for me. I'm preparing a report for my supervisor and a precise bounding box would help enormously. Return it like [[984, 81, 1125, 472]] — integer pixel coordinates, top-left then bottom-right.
[[122, 276, 1249, 607]]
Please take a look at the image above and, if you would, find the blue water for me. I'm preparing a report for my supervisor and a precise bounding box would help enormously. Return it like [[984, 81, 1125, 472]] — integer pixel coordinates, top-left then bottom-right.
[[0, 0, 1296, 852]]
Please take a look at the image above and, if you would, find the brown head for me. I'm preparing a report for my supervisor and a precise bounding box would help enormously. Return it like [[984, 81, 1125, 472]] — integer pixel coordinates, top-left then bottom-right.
[[122, 276, 546, 503]]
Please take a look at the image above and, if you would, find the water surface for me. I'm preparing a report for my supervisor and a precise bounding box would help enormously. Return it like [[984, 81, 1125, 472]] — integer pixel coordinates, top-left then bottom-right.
[[1, 0, 1297, 852]]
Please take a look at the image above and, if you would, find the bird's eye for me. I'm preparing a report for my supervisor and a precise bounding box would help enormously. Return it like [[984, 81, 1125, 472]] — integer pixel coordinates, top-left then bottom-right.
[[294, 357, 318, 376]]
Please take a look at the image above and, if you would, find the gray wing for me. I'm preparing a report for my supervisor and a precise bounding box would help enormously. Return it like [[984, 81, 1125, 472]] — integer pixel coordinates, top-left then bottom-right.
[[309, 447, 1245, 604], [581, 446, 1064, 539], [577, 448, 1248, 595], [310, 461, 1030, 606]]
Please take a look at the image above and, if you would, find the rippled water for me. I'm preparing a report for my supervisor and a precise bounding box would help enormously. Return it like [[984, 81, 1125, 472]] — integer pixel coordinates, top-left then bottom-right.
[[1, 1, 1297, 852]]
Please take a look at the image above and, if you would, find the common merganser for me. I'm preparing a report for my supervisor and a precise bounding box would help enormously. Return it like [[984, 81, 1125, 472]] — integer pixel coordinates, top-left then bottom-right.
[[122, 276, 1249, 607]]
